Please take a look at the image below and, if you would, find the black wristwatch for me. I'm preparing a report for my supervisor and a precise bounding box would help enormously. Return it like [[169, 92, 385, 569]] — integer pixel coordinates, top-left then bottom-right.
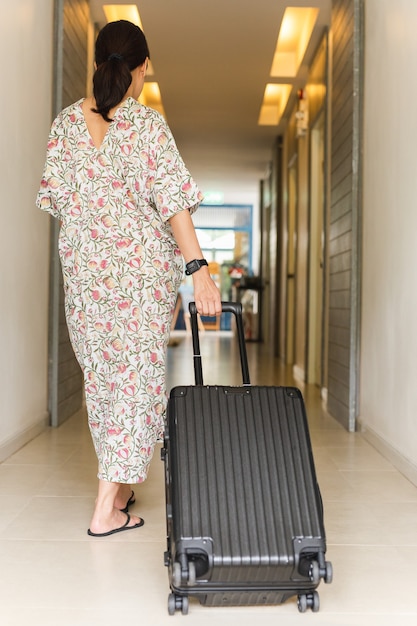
[[185, 259, 208, 275]]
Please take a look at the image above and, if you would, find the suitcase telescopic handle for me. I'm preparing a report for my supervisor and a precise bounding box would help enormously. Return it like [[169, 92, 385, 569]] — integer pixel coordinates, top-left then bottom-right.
[[189, 301, 251, 386]]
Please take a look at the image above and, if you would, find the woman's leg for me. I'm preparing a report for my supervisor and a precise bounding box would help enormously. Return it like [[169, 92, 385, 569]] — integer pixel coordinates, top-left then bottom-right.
[[89, 479, 142, 535]]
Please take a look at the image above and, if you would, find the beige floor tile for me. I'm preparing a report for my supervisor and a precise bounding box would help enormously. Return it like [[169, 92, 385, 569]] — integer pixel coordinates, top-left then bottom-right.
[[1, 333, 417, 624]]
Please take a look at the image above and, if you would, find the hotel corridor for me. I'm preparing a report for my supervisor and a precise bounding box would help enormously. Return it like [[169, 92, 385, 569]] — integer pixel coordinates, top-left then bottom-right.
[[0, 331, 416, 625]]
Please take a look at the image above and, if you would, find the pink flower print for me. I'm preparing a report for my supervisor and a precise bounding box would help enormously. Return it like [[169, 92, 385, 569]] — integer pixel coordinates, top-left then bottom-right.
[[86, 168, 95, 180], [149, 321, 159, 333], [101, 215, 114, 228], [117, 448, 130, 460], [129, 131, 139, 143], [92, 289, 101, 301], [150, 352, 158, 364], [47, 138, 58, 150], [124, 385, 136, 397], [87, 260, 97, 271], [129, 257, 142, 269], [154, 289, 162, 301], [91, 229, 99, 239], [112, 180, 123, 189], [94, 321, 104, 332], [111, 338, 123, 352], [163, 261, 170, 272], [127, 320, 138, 333], [103, 350, 111, 361], [105, 322, 112, 332], [118, 363, 127, 373], [48, 176, 60, 189], [121, 143, 132, 156], [70, 205, 82, 217], [100, 260, 109, 270], [116, 237, 132, 249], [158, 132, 168, 147], [103, 276, 116, 289], [117, 120, 131, 131], [108, 426, 122, 436], [129, 371, 137, 383], [182, 181, 192, 192], [120, 276, 133, 289], [118, 300, 130, 311]]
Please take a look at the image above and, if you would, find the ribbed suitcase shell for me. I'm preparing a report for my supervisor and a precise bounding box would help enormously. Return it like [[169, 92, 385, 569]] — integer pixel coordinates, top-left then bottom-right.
[[163, 304, 331, 614]]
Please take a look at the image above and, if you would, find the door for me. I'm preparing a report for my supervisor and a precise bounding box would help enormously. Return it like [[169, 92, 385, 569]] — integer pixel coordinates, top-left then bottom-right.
[[307, 114, 325, 386]]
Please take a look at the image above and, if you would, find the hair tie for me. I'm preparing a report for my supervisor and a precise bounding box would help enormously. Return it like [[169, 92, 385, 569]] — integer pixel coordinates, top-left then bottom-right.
[[108, 52, 123, 61]]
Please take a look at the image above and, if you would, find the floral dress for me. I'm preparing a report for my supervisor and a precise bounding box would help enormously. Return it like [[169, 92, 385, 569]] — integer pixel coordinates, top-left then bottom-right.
[[37, 97, 202, 483]]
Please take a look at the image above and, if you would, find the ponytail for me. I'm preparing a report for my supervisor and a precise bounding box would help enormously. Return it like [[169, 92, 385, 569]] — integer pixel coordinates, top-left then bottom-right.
[[92, 20, 150, 122]]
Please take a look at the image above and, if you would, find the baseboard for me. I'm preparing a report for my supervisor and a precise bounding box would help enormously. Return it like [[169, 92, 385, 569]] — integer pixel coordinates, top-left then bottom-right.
[[0, 413, 49, 463], [360, 423, 417, 488]]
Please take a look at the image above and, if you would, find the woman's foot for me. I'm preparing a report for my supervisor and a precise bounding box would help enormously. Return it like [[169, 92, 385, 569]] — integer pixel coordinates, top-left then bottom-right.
[[88, 512, 144, 537], [89, 480, 141, 536], [88, 506, 143, 536], [114, 485, 136, 512]]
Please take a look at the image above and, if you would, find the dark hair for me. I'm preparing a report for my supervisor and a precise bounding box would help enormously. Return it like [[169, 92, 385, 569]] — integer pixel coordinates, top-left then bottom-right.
[[92, 20, 150, 122]]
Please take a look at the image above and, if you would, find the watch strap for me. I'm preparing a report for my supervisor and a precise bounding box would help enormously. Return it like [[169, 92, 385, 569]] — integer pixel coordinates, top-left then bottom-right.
[[185, 259, 208, 275]]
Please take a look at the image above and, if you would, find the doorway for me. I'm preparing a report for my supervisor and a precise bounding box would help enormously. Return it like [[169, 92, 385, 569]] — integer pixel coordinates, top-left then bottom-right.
[[307, 113, 325, 386]]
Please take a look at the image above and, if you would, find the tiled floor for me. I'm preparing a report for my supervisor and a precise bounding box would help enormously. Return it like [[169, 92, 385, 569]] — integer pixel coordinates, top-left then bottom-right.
[[1, 332, 417, 625]]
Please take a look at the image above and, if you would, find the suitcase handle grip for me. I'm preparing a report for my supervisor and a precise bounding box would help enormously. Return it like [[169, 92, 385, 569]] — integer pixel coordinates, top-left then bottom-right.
[[189, 301, 251, 386]]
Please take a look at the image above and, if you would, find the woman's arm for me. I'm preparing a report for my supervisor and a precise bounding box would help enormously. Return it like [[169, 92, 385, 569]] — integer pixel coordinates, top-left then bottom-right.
[[169, 209, 222, 317]]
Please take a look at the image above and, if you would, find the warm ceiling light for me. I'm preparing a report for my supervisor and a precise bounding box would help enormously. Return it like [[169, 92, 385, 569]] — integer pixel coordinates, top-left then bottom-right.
[[258, 83, 292, 126], [139, 82, 166, 118], [270, 7, 319, 78], [103, 4, 143, 28]]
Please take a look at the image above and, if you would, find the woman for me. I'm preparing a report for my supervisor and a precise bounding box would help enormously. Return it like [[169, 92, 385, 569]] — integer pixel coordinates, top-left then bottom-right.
[[37, 20, 221, 537]]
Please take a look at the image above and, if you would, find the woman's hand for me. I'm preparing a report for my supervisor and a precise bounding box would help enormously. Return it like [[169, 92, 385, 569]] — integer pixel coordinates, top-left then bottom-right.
[[191, 266, 222, 317]]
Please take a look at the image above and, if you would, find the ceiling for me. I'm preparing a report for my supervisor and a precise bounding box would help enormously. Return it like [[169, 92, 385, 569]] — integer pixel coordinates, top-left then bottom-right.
[[89, 0, 332, 201]]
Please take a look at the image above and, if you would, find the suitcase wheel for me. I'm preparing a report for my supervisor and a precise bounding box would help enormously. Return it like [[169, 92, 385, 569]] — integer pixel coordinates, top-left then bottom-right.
[[172, 560, 197, 586], [298, 591, 320, 613], [168, 593, 189, 616], [324, 560, 333, 584]]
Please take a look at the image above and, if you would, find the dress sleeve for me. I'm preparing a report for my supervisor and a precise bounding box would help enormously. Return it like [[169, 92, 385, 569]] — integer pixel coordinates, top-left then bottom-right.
[[149, 113, 203, 221], [36, 115, 66, 220]]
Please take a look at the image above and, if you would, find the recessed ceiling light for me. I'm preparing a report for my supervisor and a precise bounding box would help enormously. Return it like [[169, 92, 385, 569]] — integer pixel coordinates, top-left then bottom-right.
[[270, 7, 319, 78], [258, 84, 292, 126], [103, 4, 143, 28]]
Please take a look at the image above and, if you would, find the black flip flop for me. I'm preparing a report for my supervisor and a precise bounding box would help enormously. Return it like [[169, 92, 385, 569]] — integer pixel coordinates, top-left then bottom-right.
[[87, 513, 144, 537], [120, 490, 136, 513]]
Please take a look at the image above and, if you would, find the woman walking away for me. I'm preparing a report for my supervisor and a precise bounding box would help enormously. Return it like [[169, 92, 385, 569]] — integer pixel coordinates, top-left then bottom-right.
[[37, 20, 221, 537]]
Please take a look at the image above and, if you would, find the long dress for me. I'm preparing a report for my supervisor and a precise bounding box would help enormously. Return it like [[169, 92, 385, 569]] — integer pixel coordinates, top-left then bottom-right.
[[37, 97, 202, 483]]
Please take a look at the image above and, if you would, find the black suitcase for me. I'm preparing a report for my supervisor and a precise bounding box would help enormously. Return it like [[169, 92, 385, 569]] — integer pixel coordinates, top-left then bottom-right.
[[162, 302, 332, 616]]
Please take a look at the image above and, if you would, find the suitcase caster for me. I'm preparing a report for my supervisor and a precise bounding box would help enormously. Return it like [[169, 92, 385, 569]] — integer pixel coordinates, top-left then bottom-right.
[[172, 560, 197, 586], [168, 593, 189, 616], [308, 557, 333, 584], [298, 591, 320, 613]]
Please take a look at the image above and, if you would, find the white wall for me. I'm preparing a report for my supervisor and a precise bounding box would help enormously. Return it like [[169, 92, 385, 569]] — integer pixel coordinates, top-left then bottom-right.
[[0, 0, 53, 460], [361, 0, 417, 482]]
